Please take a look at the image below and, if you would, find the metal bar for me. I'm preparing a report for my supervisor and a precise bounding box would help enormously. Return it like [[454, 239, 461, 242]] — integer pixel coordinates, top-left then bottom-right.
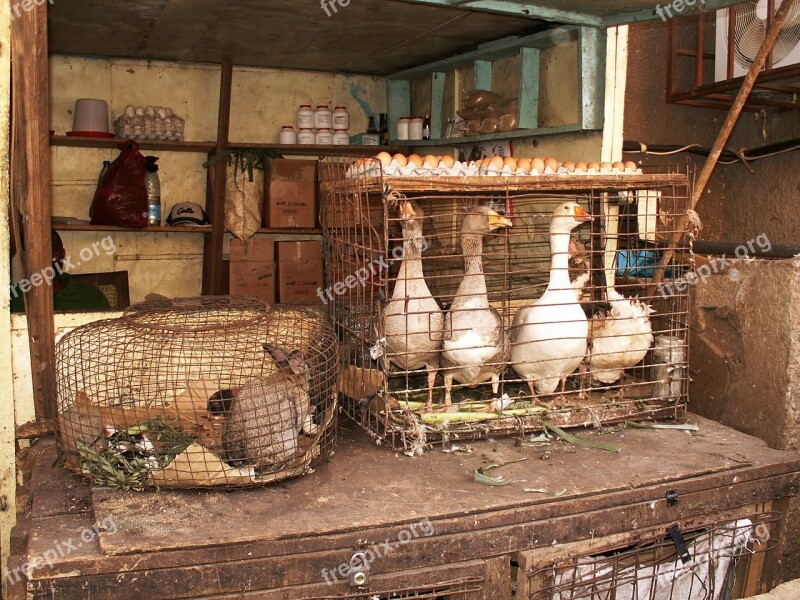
[[696, 13, 705, 87], [727, 5, 735, 80], [675, 48, 716, 60], [392, 0, 602, 26], [474, 60, 492, 91], [430, 72, 446, 139], [668, 17, 678, 96], [11, 0, 56, 421], [518, 47, 540, 129], [202, 60, 232, 295], [653, 0, 798, 291]]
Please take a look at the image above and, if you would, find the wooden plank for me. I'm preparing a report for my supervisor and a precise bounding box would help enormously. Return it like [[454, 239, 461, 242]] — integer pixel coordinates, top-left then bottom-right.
[[202, 61, 232, 296], [323, 173, 689, 195], [518, 47, 540, 129], [54, 224, 212, 234], [231, 143, 410, 156], [387, 79, 411, 143], [49, 135, 216, 153], [430, 72, 446, 140], [395, 1, 602, 27], [407, 122, 585, 147], [578, 26, 606, 131], [11, 0, 56, 421], [474, 60, 492, 91]]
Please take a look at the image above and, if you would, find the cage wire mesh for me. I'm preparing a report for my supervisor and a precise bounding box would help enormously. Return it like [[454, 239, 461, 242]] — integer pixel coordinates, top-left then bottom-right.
[[320, 157, 692, 454], [313, 576, 484, 599], [523, 510, 782, 600], [56, 296, 338, 490]]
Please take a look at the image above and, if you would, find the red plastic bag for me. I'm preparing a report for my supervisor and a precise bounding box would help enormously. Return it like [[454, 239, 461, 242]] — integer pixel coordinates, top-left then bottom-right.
[[90, 141, 148, 228]]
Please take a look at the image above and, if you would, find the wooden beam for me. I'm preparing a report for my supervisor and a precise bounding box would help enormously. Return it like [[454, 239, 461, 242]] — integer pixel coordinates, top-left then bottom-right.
[[579, 26, 605, 130], [430, 72, 446, 139], [518, 47, 540, 129], [393, 0, 603, 26], [387, 79, 411, 142], [202, 60, 233, 295], [652, 0, 798, 291], [11, 0, 56, 421]]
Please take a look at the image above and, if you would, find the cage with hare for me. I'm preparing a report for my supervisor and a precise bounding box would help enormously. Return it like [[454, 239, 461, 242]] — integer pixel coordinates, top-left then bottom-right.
[[320, 155, 693, 455], [56, 296, 338, 490]]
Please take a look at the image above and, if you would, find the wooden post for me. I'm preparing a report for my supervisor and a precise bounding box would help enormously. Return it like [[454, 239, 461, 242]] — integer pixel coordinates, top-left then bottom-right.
[[202, 60, 233, 295], [652, 0, 797, 290], [11, 0, 56, 420]]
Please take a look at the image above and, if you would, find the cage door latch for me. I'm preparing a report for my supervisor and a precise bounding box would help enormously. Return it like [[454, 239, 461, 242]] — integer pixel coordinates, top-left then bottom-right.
[[667, 524, 692, 564]]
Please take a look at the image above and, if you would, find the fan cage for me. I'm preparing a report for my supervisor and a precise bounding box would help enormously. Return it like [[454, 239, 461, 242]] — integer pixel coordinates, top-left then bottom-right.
[[55, 296, 338, 490], [321, 157, 693, 454], [523, 510, 782, 600]]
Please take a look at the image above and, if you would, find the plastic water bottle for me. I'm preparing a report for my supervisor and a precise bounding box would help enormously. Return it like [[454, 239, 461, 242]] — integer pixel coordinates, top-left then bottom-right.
[[144, 156, 161, 226]]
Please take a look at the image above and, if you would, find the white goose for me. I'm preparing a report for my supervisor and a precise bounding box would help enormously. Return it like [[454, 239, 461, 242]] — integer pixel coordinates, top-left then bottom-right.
[[383, 199, 444, 408], [441, 206, 513, 407], [510, 201, 593, 398]]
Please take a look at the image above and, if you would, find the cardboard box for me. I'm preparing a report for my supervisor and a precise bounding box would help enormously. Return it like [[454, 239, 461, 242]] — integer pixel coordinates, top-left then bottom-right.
[[277, 241, 324, 304], [264, 159, 317, 229], [229, 238, 275, 304]]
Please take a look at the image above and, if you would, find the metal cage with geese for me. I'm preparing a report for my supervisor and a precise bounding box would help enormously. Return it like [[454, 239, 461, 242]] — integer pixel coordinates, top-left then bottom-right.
[[320, 155, 693, 454]]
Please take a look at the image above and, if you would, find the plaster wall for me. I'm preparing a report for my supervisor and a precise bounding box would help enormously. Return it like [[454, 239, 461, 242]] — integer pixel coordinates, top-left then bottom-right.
[[49, 56, 385, 303]]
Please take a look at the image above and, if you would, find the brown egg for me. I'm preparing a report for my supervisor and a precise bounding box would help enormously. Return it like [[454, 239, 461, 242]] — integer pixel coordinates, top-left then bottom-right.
[[489, 156, 505, 171], [516, 158, 531, 173], [392, 153, 407, 167], [574, 161, 587, 173], [407, 154, 424, 168], [423, 155, 439, 168], [587, 161, 600, 172], [503, 156, 518, 171], [376, 152, 393, 167], [544, 157, 559, 172], [612, 161, 625, 172], [561, 161, 576, 173], [624, 160, 638, 172], [441, 155, 455, 169], [599, 161, 613, 173], [531, 157, 545, 174]]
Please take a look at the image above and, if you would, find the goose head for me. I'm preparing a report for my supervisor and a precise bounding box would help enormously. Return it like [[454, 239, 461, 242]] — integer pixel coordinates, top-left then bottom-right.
[[397, 199, 427, 253], [462, 205, 514, 235], [550, 201, 593, 234]]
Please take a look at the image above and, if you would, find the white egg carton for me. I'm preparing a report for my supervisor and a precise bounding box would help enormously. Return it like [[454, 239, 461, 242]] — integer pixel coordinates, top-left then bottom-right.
[[346, 159, 642, 179], [114, 105, 186, 142]]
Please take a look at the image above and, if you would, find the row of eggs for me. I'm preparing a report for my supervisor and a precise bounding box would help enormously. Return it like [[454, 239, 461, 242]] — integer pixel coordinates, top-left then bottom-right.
[[353, 152, 642, 178]]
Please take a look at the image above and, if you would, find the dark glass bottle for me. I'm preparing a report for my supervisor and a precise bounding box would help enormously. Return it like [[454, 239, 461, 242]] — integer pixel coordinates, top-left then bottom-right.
[[422, 115, 431, 140], [379, 113, 389, 145], [367, 116, 378, 134]]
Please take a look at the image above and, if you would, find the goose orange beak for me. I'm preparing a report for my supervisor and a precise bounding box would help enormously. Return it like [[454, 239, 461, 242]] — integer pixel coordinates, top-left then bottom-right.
[[487, 209, 513, 230], [574, 206, 593, 222]]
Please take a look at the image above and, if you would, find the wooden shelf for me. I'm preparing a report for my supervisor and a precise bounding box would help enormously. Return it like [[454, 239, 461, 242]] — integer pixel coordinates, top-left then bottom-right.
[[229, 142, 408, 156], [54, 223, 212, 233], [256, 227, 323, 235], [399, 124, 586, 147], [50, 135, 217, 153]]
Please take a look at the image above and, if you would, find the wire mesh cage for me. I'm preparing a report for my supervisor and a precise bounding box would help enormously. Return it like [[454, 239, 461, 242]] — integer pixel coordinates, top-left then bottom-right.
[[56, 296, 338, 490], [320, 156, 693, 454], [521, 510, 782, 600], [313, 576, 484, 599]]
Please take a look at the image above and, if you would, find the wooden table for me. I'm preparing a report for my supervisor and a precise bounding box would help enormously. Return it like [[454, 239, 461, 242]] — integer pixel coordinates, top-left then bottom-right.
[[9, 415, 800, 599]]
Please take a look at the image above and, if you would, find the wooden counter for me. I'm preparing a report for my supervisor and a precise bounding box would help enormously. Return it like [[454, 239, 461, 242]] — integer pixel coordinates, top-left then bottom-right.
[[8, 415, 800, 599]]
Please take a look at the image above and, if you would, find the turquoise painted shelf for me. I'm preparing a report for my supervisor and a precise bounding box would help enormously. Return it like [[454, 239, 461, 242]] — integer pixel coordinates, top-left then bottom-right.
[[386, 26, 605, 147]]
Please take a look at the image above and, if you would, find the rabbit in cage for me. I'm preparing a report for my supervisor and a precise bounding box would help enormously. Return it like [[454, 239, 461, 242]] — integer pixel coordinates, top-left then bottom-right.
[[221, 344, 313, 470]]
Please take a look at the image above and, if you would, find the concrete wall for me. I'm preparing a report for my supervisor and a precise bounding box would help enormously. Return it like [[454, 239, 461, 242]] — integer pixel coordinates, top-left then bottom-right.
[[625, 16, 800, 583]]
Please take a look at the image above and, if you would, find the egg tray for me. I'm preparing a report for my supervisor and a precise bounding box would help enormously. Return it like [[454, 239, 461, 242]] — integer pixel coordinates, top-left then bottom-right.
[[338, 366, 687, 454]]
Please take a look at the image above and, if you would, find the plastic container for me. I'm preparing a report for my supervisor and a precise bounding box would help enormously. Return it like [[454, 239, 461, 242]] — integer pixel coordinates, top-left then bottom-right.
[[332, 106, 349, 131], [72, 98, 110, 133], [409, 116, 424, 140], [297, 105, 314, 129], [314, 105, 332, 129], [396, 117, 410, 141], [279, 125, 297, 144], [332, 130, 350, 145], [297, 128, 315, 144], [144, 156, 161, 226], [315, 128, 334, 145]]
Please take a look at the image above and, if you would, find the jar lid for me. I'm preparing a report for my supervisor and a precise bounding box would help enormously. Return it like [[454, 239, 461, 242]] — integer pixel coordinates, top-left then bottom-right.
[[299, 104, 312, 108], [317, 105, 329, 109], [399, 116, 411, 120], [282, 125, 294, 129], [299, 128, 313, 131], [411, 116, 424, 119], [334, 106, 347, 109]]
